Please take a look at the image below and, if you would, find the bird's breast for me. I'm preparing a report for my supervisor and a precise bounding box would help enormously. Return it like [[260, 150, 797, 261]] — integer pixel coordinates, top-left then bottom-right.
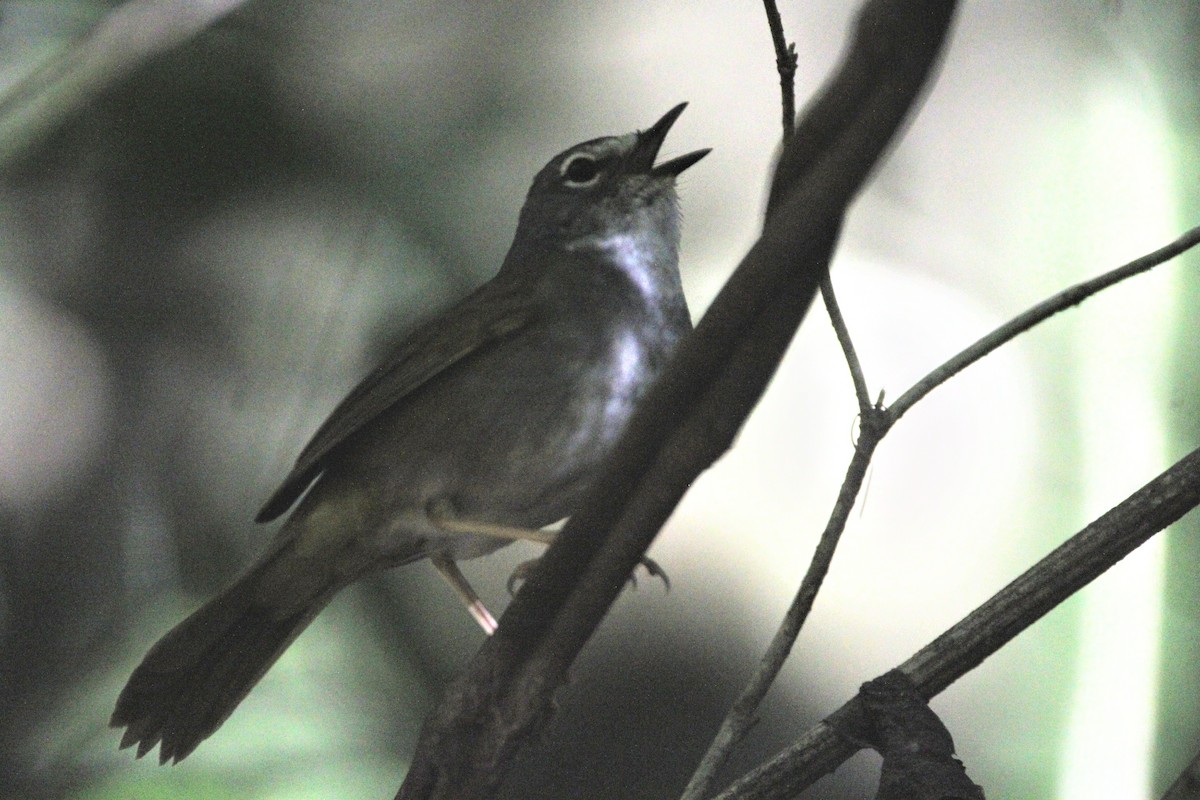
[[595, 326, 654, 441]]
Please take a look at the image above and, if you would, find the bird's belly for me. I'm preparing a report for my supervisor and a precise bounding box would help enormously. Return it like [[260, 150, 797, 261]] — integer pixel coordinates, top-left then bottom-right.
[[327, 332, 652, 558], [430, 368, 631, 524]]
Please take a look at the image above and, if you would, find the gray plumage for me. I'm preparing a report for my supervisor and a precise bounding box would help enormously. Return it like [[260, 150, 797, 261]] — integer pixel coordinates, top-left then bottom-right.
[[111, 104, 708, 763]]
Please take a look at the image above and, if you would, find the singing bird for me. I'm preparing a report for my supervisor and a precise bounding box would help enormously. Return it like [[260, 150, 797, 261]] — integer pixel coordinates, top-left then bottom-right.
[[111, 103, 709, 764]]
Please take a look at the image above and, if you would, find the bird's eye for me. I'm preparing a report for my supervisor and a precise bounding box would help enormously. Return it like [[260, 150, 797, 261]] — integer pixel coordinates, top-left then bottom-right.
[[561, 154, 600, 186]]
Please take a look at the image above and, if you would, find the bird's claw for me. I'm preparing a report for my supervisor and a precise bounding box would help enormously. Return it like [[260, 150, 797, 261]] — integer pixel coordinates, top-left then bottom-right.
[[507, 559, 538, 595], [636, 556, 670, 592], [506, 556, 670, 594]]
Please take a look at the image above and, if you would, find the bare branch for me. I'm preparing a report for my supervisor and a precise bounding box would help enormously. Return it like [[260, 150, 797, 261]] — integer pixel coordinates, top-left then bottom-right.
[[681, 423, 883, 800], [395, 1, 960, 798], [681, 4, 945, 794], [761, 0, 798, 140], [763, 0, 882, 415], [690, 3, 1200, 798], [889, 223, 1200, 422], [716, 445, 1200, 799], [821, 271, 874, 415]]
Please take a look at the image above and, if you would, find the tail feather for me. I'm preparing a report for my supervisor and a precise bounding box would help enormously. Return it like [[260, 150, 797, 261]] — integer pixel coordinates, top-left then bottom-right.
[[111, 557, 334, 764]]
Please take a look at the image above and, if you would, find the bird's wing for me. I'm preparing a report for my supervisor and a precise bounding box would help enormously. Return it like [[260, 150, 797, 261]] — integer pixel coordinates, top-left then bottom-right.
[[255, 286, 537, 522]]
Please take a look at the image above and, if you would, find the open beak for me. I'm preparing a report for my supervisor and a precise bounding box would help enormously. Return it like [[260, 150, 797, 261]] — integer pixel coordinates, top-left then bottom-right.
[[629, 102, 712, 177]]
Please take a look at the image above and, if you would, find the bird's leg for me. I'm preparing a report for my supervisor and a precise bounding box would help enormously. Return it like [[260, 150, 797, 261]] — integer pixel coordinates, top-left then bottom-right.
[[427, 498, 669, 596], [430, 554, 497, 635], [432, 516, 557, 545], [505, 553, 670, 595], [427, 496, 556, 544]]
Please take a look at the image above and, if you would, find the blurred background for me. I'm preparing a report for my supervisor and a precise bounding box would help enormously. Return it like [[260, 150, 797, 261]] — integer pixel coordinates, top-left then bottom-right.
[[1, 1, 1198, 798]]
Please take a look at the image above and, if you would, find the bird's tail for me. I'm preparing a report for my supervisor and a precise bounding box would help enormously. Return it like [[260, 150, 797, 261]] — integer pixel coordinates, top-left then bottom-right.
[[110, 540, 341, 764]]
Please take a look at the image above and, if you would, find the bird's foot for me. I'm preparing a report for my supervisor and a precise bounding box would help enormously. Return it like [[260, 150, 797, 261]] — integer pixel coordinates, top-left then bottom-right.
[[632, 556, 671, 591], [505, 555, 670, 594]]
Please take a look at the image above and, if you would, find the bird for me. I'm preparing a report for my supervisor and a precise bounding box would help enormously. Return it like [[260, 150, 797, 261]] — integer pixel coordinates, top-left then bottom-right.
[[110, 103, 709, 764]]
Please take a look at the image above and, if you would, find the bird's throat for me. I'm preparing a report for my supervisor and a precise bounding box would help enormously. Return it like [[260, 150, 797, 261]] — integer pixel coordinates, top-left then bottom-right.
[[566, 231, 669, 303]]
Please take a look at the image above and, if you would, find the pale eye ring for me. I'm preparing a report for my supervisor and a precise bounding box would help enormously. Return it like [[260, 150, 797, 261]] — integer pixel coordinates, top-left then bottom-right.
[[560, 154, 601, 187]]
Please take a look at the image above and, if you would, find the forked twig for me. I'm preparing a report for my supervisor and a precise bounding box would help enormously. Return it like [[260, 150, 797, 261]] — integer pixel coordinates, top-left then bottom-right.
[[716, 444, 1200, 799], [761, 1, 873, 414], [680, 2, 943, 796], [397, 2, 960, 798], [682, 1, 1200, 797]]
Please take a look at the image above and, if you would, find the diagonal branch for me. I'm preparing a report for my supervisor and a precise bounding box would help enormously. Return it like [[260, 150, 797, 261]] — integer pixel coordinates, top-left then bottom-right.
[[888, 223, 1200, 422], [680, 3, 952, 795], [687, 218, 1200, 798], [715, 445, 1200, 799], [393, 1, 960, 798], [761, 0, 798, 141], [686, 3, 1200, 796], [821, 271, 874, 415], [681, 418, 883, 800], [761, 0, 872, 413]]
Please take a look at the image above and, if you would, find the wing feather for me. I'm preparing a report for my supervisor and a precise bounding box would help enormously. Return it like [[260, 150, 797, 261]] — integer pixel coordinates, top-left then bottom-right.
[[255, 287, 536, 522]]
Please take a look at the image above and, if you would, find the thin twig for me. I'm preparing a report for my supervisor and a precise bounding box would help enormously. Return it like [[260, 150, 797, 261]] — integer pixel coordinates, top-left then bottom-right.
[[820, 271, 874, 414], [695, 222, 1200, 799], [680, 420, 883, 800], [888, 223, 1200, 422], [763, 1, 873, 414], [692, 6, 1200, 800], [679, 8, 886, 798], [715, 445, 1200, 799], [762, 0, 798, 140], [686, 4, 902, 796]]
